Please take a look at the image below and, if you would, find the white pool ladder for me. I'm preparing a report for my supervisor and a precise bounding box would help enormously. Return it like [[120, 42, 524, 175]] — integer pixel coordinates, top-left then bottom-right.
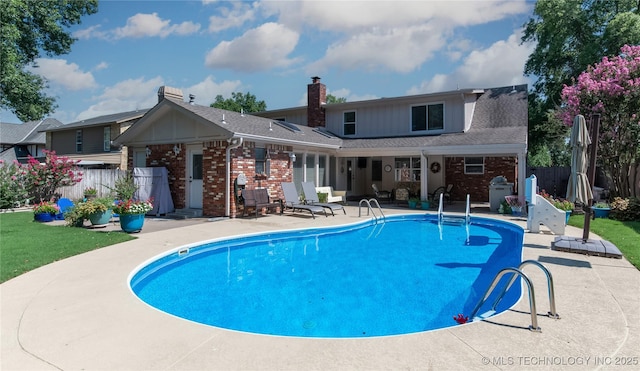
[[438, 193, 471, 225], [469, 260, 559, 332], [359, 198, 385, 222]]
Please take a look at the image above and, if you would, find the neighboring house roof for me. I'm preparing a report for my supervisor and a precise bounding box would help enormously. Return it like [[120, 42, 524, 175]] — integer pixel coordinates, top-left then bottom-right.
[[337, 85, 528, 156], [1, 118, 62, 146], [114, 99, 342, 149], [45, 109, 150, 132]]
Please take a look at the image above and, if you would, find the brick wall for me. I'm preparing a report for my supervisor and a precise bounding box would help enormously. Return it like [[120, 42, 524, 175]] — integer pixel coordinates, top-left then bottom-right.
[[445, 156, 517, 202], [128, 143, 185, 208]]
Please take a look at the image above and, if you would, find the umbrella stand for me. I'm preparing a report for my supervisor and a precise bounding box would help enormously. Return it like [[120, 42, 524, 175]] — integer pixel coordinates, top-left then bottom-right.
[[582, 114, 601, 243]]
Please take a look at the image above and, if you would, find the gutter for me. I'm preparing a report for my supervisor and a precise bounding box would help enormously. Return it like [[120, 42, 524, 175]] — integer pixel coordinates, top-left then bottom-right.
[[225, 137, 243, 217]]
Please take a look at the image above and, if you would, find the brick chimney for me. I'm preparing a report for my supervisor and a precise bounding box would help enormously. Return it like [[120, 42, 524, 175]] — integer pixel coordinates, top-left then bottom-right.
[[307, 76, 326, 127], [157, 86, 184, 103]]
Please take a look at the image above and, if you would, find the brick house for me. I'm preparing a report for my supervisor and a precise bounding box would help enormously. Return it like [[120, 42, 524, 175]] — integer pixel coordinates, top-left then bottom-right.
[[114, 79, 527, 218]]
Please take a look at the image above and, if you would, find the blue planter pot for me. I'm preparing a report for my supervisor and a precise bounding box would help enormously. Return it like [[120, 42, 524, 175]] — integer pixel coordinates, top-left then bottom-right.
[[565, 210, 572, 224], [408, 200, 418, 209], [419, 201, 430, 209], [89, 210, 112, 226], [34, 213, 55, 223], [119, 214, 145, 233], [593, 207, 611, 219]]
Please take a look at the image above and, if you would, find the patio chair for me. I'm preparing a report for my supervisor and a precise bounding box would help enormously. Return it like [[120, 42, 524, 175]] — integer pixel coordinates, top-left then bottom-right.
[[372, 184, 393, 203], [301, 182, 346, 216], [280, 182, 327, 219], [55, 198, 74, 220], [430, 184, 453, 204], [242, 189, 280, 218]]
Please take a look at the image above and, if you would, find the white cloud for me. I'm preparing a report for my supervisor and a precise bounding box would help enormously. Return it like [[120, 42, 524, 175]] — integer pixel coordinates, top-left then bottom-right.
[[407, 31, 536, 94], [208, 2, 257, 32], [94, 62, 109, 71], [76, 76, 164, 120], [73, 25, 107, 40], [113, 13, 200, 39], [307, 24, 447, 74], [182, 76, 244, 105], [29, 58, 96, 90], [205, 22, 300, 72]]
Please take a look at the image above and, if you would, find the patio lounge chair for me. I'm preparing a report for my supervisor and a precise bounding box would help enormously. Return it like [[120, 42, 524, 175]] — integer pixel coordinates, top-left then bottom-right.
[[242, 189, 280, 218], [301, 182, 346, 216], [372, 184, 393, 203], [280, 182, 327, 219]]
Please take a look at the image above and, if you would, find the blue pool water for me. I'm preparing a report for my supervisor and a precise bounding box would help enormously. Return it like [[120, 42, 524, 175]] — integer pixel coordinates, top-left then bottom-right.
[[130, 214, 524, 338]]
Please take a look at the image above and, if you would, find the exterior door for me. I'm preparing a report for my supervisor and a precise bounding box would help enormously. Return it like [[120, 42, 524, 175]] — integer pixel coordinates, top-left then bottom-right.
[[187, 145, 203, 209]]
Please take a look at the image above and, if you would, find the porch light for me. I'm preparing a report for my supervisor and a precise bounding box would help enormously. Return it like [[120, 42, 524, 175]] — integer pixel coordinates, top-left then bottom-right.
[[173, 144, 181, 156], [145, 146, 151, 158]]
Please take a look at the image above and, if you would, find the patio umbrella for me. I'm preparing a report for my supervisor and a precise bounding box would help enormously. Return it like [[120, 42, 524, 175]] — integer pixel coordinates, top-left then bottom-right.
[[566, 115, 593, 205]]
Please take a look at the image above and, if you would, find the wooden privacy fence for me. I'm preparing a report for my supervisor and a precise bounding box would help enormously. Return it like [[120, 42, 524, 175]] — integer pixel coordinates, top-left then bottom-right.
[[57, 169, 126, 200]]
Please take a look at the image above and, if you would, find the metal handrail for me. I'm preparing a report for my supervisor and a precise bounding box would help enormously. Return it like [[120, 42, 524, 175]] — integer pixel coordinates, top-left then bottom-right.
[[358, 198, 385, 222], [470, 267, 542, 332], [489, 260, 559, 319]]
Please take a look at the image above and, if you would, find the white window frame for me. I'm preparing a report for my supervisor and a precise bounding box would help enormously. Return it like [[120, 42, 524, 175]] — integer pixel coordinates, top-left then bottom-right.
[[410, 102, 445, 132], [394, 157, 421, 182], [255, 147, 270, 176], [464, 157, 484, 174], [343, 110, 356, 136]]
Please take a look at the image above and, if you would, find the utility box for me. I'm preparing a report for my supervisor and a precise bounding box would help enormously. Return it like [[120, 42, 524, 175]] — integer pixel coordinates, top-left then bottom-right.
[[489, 176, 514, 212]]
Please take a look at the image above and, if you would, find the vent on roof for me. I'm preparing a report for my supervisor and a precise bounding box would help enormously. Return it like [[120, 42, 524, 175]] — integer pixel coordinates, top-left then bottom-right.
[[313, 127, 337, 138], [273, 120, 302, 133]]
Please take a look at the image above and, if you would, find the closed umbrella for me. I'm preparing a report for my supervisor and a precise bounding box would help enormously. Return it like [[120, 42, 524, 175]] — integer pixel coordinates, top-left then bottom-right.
[[566, 115, 593, 205]]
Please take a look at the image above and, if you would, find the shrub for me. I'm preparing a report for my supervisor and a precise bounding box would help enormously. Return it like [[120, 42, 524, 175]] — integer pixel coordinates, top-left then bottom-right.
[[610, 197, 640, 221], [0, 160, 28, 209]]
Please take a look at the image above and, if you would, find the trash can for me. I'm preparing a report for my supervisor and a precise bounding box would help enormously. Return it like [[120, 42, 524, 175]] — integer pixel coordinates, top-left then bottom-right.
[[489, 176, 514, 212]]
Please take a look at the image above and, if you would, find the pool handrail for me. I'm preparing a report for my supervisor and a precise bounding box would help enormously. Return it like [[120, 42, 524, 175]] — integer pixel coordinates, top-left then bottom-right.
[[358, 198, 385, 222]]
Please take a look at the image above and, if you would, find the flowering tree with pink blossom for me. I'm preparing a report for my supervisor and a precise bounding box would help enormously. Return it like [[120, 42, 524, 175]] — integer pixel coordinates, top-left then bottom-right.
[[24, 150, 83, 202], [560, 44, 640, 198]]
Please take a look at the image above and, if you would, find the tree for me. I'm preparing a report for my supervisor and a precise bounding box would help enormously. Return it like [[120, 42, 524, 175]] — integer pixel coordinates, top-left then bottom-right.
[[0, 0, 99, 122], [521, 0, 640, 166], [560, 45, 640, 198], [326, 94, 347, 104], [210, 92, 266, 113]]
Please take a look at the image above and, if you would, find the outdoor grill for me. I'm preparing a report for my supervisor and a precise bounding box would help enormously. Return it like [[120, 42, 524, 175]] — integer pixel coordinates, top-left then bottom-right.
[[489, 176, 514, 212]]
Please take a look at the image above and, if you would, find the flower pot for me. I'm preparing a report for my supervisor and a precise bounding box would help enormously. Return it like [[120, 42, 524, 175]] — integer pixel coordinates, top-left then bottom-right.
[[565, 210, 572, 224], [34, 213, 54, 223], [408, 200, 418, 209], [89, 210, 112, 226], [593, 207, 611, 219], [420, 201, 430, 209], [119, 214, 145, 233]]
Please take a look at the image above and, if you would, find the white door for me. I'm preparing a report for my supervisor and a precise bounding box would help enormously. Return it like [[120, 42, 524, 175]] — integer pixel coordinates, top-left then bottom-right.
[[187, 145, 203, 209]]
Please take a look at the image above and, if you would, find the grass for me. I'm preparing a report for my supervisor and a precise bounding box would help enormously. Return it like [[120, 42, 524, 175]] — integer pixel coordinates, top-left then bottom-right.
[[568, 214, 640, 270], [0, 211, 135, 283]]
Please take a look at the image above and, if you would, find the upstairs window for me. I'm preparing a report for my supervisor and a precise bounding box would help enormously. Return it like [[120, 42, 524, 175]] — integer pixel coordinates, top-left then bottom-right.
[[411, 103, 444, 132], [103, 127, 111, 151], [465, 157, 484, 174], [343, 111, 356, 135], [75, 130, 83, 153]]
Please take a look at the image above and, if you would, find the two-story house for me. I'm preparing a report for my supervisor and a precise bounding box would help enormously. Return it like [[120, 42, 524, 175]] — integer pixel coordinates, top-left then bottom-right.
[[45, 109, 149, 169], [0, 118, 62, 164], [113, 79, 527, 218]]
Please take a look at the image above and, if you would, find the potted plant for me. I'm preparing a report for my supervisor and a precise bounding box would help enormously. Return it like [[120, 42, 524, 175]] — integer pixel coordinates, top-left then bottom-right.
[[63, 203, 85, 227], [553, 199, 574, 223], [75, 197, 113, 226], [408, 197, 419, 209], [84, 187, 98, 200], [32, 201, 59, 222], [504, 195, 523, 216], [113, 198, 153, 233], [419, 199, 430, 209], [498, 200, 512, 214], [593, 201, 611, 218]]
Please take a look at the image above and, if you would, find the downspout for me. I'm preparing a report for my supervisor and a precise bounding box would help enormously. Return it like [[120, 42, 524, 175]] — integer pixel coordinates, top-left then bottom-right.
[[226, 137, 243, 217]]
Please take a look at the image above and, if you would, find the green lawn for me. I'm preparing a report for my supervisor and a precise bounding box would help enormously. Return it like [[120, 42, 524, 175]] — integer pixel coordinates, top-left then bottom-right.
[[568, 215, 640, 270], [0, 212, 134, 283]]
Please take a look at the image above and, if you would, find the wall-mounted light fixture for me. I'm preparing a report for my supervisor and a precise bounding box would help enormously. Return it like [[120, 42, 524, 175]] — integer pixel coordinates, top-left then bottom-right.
[[145, 146, 151, 158], [289, 152, 296, 162], [173, 144, 181, 156]]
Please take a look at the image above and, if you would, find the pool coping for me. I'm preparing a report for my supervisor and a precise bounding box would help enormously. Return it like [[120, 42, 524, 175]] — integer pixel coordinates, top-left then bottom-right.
[[2, 205, 639, 370]]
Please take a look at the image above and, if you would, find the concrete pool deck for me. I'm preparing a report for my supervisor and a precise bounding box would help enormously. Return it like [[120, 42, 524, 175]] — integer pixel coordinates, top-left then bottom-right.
[[2, 203, 639, 370]]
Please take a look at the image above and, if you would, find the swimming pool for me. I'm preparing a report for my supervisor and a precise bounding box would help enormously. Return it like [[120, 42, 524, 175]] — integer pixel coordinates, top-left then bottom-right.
[[130, 214, 524, 338]]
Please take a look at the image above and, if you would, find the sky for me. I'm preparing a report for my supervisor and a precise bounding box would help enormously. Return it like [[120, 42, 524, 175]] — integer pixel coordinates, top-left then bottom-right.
[[1, 0, 538, 124]]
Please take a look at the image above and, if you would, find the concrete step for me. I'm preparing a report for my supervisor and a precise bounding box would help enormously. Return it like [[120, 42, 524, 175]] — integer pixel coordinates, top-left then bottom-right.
[[165, 208, 203, 219]]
